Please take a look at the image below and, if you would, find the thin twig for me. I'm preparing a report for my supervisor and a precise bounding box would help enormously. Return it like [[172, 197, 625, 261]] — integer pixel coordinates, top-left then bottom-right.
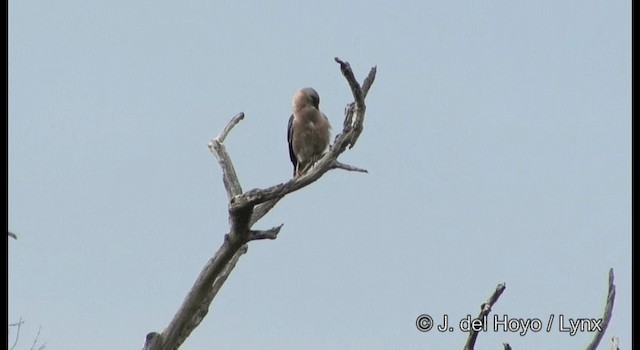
[[463, 283, 506, 350], [29, 326, 44, 350], [9, 317, 24, 350], [331, 160, 368, 173], [8, 319, 25, 327], [585, 268, 616, 350]]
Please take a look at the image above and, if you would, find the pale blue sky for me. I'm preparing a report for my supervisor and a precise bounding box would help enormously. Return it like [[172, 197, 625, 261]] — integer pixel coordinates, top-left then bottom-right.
[[8, 1, 631, 349]]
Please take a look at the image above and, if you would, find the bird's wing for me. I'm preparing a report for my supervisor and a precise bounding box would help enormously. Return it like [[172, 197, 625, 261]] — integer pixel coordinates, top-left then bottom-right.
[[321, 112, 332, 130], [287, 114, 297, 169]]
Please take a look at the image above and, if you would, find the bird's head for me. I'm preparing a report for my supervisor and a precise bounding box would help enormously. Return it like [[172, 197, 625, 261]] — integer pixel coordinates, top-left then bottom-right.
[[293, 87, 320, 110]]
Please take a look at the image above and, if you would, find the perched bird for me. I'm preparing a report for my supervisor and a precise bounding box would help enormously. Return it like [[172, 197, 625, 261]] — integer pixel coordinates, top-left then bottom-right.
[[287, 87, 331, 177]]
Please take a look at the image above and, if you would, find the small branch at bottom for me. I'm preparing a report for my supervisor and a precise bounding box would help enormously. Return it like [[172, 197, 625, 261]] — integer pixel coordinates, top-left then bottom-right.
[[248, 224, 284, 241]]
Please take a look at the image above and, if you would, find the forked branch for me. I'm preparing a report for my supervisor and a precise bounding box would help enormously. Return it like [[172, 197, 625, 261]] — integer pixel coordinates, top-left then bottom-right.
[[142, 58, 376, 350]]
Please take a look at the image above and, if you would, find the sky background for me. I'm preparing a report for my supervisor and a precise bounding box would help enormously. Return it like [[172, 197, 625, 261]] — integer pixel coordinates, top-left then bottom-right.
[[8, 1, 631, 349]]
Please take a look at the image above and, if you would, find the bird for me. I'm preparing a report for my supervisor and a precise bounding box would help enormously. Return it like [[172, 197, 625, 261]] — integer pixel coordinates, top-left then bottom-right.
[[287, 87, 332, 178]]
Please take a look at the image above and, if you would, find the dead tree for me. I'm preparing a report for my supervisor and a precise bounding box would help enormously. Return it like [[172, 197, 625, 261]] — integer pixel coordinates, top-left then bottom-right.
[[8, 318, 47, 350], [463, 268, 617, 350], [142, 58, 377, 350]]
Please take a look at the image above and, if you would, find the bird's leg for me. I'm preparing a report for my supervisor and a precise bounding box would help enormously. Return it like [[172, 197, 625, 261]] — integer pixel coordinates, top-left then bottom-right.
[[311, 153, 325, 169], [300, 161, 312, 176], [294, 163, 302, 178], [297, 151, 327, 177], [296, 161, 311, 178]]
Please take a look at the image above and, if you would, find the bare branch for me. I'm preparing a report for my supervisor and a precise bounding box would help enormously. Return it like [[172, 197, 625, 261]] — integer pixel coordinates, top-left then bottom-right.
[[585, 268, 616, 350], [144, 332, 161, 349], [216, 112, 244, 143], [230, 177, 316, 213], [334, 57, 364, 105], [331, 160, 368, 173], [340, 103, 355, 135], [333, 57, 374, 149], [361, 66, 377, 98], [463, 283, 507, 350], [9, 317, 23, 350], [248, 225, 283, 241], [8, 319, 24, 327], [249, 198, 283, 227], [211, 245, 248, 298], [152, 236, 246, 350], [208, 113, 245, 199], [29, 326, 45, 350]]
